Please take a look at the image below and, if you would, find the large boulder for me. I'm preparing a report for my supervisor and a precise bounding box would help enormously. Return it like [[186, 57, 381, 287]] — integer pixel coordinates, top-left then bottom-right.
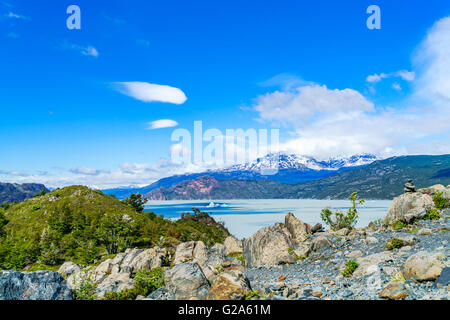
[[402, 251, 446, 282], [243, 223, 295, 268], [224, 236, 243, 255], [68, 246, 169, 298], [311, 235, 333, 252], [378, 282, 409, 300], [243, 213, 312, 268], [417, 184, 450, 200], [165, 263, 210, 300], [192, 242, 227, 282], [174, 241, 226, 282], [352, 252, 393, 278], [58, 262, 81, 278], [284, 213, 310, 243], [206, 270, 251, 300], [384, 192, 434, 224], [173, 241, 197, 265], [0, 271, 73, 300]]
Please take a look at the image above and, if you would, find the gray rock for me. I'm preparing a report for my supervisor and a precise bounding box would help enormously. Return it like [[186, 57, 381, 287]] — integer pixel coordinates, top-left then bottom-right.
[[434, 267, 450, 288], [311, 235, 333, 251], [353, 252, 393, 278], [402, 251, 446, 282], [146, 287, 173, 300], [0, 271, 73, 300], [224, 236, 243, 255], [165, 263, 210, 300], [285, 213, 310, 243], [385, 192, 434, 224], [417, 228, 432, 236], [206, 270, 251, 300], [58, 262, 81, 278], [243, 223, 295, 268]]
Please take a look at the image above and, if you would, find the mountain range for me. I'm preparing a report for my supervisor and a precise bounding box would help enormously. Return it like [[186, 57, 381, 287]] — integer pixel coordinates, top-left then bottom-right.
[[144, 154, 450, 200], [103, 154, 377, 199]]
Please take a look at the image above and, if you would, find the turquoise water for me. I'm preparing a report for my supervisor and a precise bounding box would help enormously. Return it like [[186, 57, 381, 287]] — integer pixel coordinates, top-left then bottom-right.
[[144, 199, 392, 239]]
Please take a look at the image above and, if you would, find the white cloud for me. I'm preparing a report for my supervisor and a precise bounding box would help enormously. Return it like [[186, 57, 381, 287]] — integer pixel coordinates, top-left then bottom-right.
[[414, 16, 450, 102], [114, 82, 187, 104], [5, 11, 29, 20], [63, 42, 99, 58], [366, 70, 415, 84], [396, 70, 415, 82], [392, 83, 402, 91], [70, 167, 104, 176], [81, 46, 99, 57], [253, 84, 374, 125], [250, 16, 450, 160], [258, 73, 312, 89], [148, 119, 178, 129], [366, 73, 389, 83]]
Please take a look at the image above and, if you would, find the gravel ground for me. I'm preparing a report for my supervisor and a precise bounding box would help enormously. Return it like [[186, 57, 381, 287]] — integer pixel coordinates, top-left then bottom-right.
[[245, 217, 450, 300]]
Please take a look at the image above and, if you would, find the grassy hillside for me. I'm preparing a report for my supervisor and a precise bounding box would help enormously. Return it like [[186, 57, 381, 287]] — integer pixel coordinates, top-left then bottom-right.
[[288, 155, 450, 199], [0, 186, 229, 270]]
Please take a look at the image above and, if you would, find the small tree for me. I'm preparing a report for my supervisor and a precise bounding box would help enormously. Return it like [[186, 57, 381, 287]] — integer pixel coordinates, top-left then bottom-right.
[[122, 194, 147, 213], [320, 192, 364, 231]]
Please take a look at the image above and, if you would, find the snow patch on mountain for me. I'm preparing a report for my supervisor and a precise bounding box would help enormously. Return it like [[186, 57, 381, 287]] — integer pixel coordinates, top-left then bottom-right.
[[217, 154, 377, 173]]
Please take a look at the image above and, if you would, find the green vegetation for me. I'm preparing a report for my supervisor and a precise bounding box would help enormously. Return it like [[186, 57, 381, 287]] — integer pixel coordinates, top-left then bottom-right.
[[0, 186, 230, 270], [342, 260, 358, 278], [392, 270, 406, 283], [244, 290, 261, 300], [227, 252, 245, 265], [392, 220, 408, 230], [320, 192, 364, 231], [432, 191, 449, 210], [423, 208, 441, 221], [408, 228, 419, 234], [73, 272, 98, 300], [385, 238, 404, 250], [122, 194, 147, 213], [102, 268, 165, 300], [287, 155, 450, 199]]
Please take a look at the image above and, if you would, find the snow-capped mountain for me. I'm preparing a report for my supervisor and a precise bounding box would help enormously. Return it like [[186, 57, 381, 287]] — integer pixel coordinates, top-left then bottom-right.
[[103, 153, 378, 199], [218, 153, 377, 173]]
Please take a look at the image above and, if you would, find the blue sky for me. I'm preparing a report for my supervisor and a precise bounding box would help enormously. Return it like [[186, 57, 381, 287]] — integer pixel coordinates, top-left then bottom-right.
[[1, 0, 450, 188]]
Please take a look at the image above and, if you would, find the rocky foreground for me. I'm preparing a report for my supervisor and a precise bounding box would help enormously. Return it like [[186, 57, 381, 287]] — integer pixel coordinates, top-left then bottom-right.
[[0, 184, 449, 300]]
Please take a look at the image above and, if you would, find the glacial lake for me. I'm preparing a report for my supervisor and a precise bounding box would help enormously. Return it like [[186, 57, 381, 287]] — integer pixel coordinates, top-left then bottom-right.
[[144, 199, 392, 239]]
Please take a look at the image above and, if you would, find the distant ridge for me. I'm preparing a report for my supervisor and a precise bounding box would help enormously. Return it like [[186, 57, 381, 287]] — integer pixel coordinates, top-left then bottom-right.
[[0, 182, 48, 203], [144, 155, 450, 200], [103, 154, 377, 199]]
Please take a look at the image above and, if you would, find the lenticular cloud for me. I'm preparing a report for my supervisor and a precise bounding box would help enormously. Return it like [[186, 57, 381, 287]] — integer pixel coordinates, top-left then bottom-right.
[[114, 82, 187, 104]]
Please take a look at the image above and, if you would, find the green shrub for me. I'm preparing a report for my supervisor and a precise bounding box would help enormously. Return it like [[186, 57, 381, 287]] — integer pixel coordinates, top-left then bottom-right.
[[102, 268, 165, 300], [423, 208, 441, 220], [227, 252, 245, 265], [244, 290, 260, 300], [385, 238, 404, 250], [408, 228, 419, 234], [321, 192, 364, 231], [392, 220, 408, 230], [342, 260, 358, 278], [432, 191, 449, 210], [73, 274, 98, 300], [25, 263, 60, 272], [134, 267, 165, 296]]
